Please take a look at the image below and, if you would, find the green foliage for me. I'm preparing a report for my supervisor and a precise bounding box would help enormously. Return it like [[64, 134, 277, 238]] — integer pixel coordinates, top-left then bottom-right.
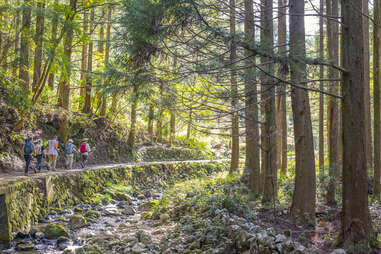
[[150, 172, 249, 220], [0, 76, 32, 113]]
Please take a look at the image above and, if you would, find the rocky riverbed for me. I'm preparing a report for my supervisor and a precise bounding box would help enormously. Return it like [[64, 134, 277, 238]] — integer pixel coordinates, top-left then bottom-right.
[[1, 171, 355, 254]]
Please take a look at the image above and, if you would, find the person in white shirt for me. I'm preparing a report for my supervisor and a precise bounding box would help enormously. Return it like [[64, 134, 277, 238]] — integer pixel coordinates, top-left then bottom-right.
[[47, 136, 59, 170]]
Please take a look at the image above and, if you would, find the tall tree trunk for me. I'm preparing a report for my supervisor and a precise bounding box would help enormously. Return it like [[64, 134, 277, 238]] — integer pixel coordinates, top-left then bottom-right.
[[83, 6, 94, 114], [261, 0, 277, 203], [127, 87, 137, 150], [47, 0, 59, 90], [229, 0, 239, 173], [32, 0, 45, 93], [0, 0, 10, 73], [169, 110, 175, 146], [19, 0, 31, 90], [326, 0, 339, 206], [244, 0, 260, 195], [156, 111, 163, 143], [374, 0, 381, 201], [100, 4, 112, 117], [277, 0, 287, 174], [79, 8, 88, 109], [12, 0, 21, 76], [341, 0, 374, 249], [57, 0, 76, 142], [186, 108, 192, 140], [318, 0, 325, 177], [148, 103, 154, 141], [289, 0, 316, 224], [363, 0, 372, 170]]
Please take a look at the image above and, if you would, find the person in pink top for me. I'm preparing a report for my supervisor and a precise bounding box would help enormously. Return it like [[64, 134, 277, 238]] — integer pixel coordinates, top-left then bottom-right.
[[80, 138, 91, 168]]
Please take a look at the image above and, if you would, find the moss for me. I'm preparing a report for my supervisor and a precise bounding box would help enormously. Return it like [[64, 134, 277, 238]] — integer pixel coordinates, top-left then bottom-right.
[[76, 245, 102, 254], [44, 223, 69, 239], [84, 210, 101, 221], [74, 207, 83, 213], [141, 211, 152, 220], [16, 242, 35, 251], [69, 215, 88, 230], [4, 160, 228, 237]]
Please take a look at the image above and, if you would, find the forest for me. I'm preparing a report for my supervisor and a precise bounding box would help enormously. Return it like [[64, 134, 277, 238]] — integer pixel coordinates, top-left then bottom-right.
[[0, 0, 380, 253]]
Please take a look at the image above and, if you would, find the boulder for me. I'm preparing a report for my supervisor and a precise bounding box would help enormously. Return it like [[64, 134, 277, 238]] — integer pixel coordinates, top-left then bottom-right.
[[16, 242, 35, 251], [123, 206, 136, 216], [136, 230, 152, 245], [85, 210, 101, 221], [35, 231, 45, 239], [44, 223, 69, 239], [131, 242, 146, 254], [160, 213, 170, 222], [69, 215, 88, 230]]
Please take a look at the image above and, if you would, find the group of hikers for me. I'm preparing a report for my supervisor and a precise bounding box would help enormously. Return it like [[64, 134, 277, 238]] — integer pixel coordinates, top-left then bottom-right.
[[22, 135, 92, 176]]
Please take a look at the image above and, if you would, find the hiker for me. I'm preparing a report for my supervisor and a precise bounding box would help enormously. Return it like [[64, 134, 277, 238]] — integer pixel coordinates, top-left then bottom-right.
[[47, 136, 59, 170], [65, 139, 76, 170], [22, 135, 34, 176], [80, 138, 91, 168], [34, 138, 45, 173]]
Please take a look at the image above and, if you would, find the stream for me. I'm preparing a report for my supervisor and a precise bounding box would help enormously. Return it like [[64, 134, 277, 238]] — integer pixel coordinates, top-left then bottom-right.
[[2, 190, 165, 254]]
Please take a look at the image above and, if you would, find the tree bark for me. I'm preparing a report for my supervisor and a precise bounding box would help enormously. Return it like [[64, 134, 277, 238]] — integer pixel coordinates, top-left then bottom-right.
[[229, 0, 239, 173], [47, 0, 59, 90], [100, 4, 112, 117], [57, 0, 76, 142], [341, 0, 374, 249], [79, 8, 88, 108], [277, 0, 287, 174], [32, 0, 45, 93], [127, 92, 137, 150], [12, 0, 21, 76], [326, 0, 339, 206], [83, 6, 94, 114], [244, 0, 260, 195], [289, 0, 316, 224], [148, 103, 154, 141], [318, 0, 325, 177], [261, 0, 277, 203], [374, 0, 381, 201], [169, 110, 175, 145], [363, 0, 372, 170], [19, 0, 31, 90]]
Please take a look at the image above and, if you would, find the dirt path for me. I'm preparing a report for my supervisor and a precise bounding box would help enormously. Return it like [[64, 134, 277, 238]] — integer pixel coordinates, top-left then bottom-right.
[[0, 159, 228, 184]]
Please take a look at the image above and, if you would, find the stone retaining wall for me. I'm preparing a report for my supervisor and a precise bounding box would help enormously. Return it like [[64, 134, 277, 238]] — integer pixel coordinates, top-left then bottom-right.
[[0, 160, 228, 248]]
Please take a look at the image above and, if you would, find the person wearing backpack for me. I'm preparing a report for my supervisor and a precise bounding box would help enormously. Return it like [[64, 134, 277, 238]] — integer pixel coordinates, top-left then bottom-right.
[[34, 138, 45, 173], [47, 136, 59, 171], [80, 138, 91, 168], [65, 139, 76, 170], [22, 135, 34, 176]]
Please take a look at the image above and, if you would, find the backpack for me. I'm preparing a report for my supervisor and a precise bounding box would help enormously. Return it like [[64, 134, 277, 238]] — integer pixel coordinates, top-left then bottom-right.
[[35, 143, 42, 155], [66, 143, 74, 154], [24, 140, 33, 155], [80, 142, 88, 153]]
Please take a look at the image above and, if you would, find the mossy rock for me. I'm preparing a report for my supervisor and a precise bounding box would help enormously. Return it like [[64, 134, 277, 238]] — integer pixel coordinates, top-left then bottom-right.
[[16, 242, 35, 251], [113, 192, 132, 202], [44, 223, 69, 239], [69, 215, 88, 230], [57, 235, 70, 244], [74, 207, 83, 213], [75, 245, 102, 254], [141, 211, 152, 220], [138, 200, 156, 211], [84, 210, 101, 221]]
